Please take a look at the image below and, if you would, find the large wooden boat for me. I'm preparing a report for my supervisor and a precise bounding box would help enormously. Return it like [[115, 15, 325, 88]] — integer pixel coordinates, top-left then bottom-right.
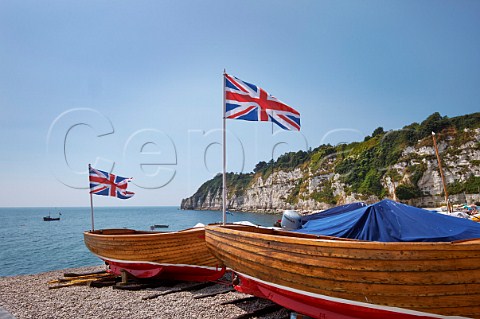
[[84, 227, 225, 281], [205, 224, 480, 319]]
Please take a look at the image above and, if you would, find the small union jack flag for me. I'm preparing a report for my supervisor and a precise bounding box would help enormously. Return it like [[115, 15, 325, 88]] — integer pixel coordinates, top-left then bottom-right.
[[224, 73, 300, 131], [89, 166, 134, 200]]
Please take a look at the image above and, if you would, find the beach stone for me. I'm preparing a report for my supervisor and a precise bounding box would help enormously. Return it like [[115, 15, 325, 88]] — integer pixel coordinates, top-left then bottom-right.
[[0, 266, 288, 319]]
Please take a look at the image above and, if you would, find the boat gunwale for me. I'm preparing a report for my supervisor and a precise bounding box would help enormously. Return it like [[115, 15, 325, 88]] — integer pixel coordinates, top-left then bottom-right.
[[84, 227, 205, 238], [205, 225, 480, 250], [206, 230, 480, 273]]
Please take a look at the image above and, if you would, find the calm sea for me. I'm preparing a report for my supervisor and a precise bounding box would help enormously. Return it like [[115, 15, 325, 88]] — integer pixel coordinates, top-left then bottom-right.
[[0, 207, 281, 277]]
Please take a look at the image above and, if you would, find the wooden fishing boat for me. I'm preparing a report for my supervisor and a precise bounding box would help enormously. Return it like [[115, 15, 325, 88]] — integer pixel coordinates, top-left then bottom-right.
[[84, 227, 225, 281], [205, 224, 480, 319]]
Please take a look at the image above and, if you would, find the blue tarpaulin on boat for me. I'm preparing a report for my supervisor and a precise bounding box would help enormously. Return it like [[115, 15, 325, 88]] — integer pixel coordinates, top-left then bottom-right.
[[295, 199, 480, 242], [301, 202, 367, 224]]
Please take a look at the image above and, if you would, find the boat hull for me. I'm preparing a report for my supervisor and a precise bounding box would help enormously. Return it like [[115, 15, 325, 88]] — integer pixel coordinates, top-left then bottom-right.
[[84, 228, 225, 281], [233, 272, 460, 319], [43, 217, 60, 221], [205, 225, 480, 319]]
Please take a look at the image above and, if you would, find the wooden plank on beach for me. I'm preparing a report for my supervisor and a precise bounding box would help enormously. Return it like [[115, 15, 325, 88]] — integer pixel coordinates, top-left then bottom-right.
[[48, 279, 98, 289], [194, 287, 234, 299], [230, 304, 283, 319], [48, 273, 113, 284], [63, 270, 107, 277], [113, 280, 167, 291], [220, 296, 258, 305], [141, 282, 216, 300], [48, 272, 117, 289]]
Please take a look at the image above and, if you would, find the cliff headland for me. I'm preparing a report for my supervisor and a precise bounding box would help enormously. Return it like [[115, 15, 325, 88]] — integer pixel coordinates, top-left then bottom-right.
[[182, 112, 480, 212]]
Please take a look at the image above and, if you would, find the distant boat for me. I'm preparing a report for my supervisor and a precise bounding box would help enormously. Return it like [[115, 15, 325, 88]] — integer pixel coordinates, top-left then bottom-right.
[[150, 224, 169, 230], [84, 227, 225, 281], [43, 212, 60, 221]]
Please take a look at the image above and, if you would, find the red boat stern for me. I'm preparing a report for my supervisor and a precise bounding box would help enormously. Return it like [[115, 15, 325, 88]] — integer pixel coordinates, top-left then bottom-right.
[[105, 259, 226, 282]]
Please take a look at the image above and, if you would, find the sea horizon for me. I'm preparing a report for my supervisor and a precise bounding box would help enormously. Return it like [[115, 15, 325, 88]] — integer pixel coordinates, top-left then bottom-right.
[[0, 206, 281, 277], [0, 205, 181, 209]]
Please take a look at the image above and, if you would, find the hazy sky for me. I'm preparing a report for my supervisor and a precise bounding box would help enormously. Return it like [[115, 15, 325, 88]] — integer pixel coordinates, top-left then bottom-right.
[[1, 0, 479, 207]]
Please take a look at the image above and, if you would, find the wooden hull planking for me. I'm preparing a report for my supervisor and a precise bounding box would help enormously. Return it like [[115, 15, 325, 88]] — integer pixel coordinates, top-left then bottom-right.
[[84, 228, 225, 281], [205, 225, 480, 319]]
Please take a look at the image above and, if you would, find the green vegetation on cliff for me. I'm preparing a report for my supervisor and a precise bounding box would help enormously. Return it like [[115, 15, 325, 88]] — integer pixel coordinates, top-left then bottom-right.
[[447, 175, 480, 195], [183, 112, 480, 207], [195, 172, 254, 199]]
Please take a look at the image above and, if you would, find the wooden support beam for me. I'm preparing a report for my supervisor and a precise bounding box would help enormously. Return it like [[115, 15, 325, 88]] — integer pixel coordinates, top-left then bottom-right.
[[194, 287, 234, 299], [141, 282, 216, 300], [230, 304, 283, 319], [220, 296, 258, 305]]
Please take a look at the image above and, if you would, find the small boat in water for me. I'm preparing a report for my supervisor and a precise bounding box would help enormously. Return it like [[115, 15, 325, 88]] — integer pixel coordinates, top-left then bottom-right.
[[43, 213, 61, 221], [84, 226, 225, 281], [205, 200, 480, 319], [149, 224, 169, 230]]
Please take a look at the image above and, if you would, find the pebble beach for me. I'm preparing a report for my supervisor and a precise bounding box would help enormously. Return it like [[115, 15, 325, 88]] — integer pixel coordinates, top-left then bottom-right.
[[0, 266, 289, 319]]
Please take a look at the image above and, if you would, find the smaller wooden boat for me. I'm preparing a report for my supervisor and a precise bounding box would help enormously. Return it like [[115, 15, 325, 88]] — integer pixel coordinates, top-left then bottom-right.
[[84, 227, 225, 281]]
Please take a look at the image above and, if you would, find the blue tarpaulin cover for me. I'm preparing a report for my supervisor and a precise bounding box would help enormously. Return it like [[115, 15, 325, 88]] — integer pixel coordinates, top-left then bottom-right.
[[301, 202, 367, 224], [295, 199, 480, 242]]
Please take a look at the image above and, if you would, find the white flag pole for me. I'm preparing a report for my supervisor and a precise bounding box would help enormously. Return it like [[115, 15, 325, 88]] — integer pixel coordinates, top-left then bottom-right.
[[88, 164, 95, 231], [222, 70, 227, 225]]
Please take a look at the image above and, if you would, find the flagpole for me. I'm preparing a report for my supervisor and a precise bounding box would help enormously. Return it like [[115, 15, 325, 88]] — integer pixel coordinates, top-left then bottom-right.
[[88, 164, 95, 231], [222, 70, 227, 225], [270, 121, 273, 211]]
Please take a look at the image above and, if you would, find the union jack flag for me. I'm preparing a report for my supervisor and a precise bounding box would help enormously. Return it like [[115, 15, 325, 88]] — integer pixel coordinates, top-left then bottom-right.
[[224, 73, 300, 131], [89, 166, 134, 200]]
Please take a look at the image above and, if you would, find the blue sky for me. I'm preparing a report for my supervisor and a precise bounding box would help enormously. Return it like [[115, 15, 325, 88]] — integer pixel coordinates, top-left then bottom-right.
[[1, 0, 479, 207]]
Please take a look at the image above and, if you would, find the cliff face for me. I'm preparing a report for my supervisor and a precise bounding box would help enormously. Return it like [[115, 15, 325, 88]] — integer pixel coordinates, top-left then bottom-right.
[[390, 129, 480, 207], [181, 113, 480, 212]]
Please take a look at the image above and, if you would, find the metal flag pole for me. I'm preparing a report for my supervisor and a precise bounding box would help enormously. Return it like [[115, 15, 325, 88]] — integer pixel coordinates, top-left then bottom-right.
[[270, 121, 274, 211], [88, 164, 95, 231], [222, 70, 227, 225]]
